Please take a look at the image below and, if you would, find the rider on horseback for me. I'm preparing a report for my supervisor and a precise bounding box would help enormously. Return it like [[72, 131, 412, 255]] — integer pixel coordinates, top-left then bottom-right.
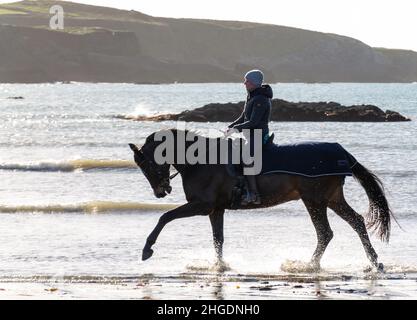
[[227, 69, 273, 205]]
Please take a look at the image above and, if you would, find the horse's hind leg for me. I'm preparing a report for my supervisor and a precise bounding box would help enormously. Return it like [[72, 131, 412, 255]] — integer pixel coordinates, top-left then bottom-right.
[[209, 209, 225, 262], [302, 199, 334, 271], [328, 189, 380, 269]]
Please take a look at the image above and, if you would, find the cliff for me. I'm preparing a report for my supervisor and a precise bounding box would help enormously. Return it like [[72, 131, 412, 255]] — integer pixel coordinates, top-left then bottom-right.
[[1, 0, 416, 83]]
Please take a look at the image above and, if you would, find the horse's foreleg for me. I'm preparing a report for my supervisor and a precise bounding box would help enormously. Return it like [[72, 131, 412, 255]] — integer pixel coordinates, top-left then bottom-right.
[[142, 202, 213, 261], [209, 209, 225, 261], [303, 199, 333, 271]]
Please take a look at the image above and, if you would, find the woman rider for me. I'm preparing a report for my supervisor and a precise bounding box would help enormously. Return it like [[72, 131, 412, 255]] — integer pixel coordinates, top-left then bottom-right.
[[226, 69, 273, 205]]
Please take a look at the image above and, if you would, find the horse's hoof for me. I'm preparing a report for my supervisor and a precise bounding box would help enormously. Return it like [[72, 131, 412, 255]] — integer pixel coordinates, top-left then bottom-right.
[[363, 265, 373, 273], [142, 248, 154, 261], [363, 263, 384, 273], [308, 262, 321, 273], [213, 259, 231, 272]]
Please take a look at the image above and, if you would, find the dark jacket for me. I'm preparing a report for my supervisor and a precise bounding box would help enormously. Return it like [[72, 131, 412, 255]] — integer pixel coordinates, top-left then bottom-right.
[[228, 84, 273, 140]]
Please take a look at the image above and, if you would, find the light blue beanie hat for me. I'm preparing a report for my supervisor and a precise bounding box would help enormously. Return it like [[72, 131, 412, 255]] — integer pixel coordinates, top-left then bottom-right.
[[245, 69, 264, 87]]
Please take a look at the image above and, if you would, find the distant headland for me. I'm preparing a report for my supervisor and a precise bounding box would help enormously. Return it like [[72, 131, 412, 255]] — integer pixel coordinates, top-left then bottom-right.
[[1, 1, 417, 83]]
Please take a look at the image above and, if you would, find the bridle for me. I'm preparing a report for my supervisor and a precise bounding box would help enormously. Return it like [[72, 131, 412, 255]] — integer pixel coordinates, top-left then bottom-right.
[[169, 171, 180, 180], [139, 148, 179, 182]]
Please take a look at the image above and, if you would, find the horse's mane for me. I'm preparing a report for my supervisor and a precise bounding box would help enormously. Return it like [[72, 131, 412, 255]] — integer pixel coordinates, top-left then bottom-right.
[[145, 129, 221, 146], [143, 129, 235, 167]]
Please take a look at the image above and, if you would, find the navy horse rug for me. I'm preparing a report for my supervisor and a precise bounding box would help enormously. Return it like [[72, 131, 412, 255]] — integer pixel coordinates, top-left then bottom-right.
[[258, 142, 357, 177]]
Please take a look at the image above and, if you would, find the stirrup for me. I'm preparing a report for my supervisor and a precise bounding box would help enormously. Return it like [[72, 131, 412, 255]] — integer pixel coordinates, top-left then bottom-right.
[[241, 193, 261, 206], [253, 194, 261, 205]]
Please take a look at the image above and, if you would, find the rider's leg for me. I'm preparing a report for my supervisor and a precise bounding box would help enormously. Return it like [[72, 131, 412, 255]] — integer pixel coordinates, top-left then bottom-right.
[[241, 131, 261, 205], [241, 174, 261, 205]]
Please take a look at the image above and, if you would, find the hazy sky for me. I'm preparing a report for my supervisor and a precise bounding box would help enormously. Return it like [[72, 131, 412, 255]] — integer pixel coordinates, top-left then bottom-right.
[[2, 0, 417, 51]]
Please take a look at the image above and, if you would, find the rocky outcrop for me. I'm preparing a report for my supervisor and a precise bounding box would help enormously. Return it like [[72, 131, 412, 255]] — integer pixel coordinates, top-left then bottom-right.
[[122, 99, 410, 122]]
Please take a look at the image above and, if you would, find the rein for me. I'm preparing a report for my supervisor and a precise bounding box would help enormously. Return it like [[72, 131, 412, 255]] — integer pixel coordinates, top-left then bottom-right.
[[169, 171, 180, 180]]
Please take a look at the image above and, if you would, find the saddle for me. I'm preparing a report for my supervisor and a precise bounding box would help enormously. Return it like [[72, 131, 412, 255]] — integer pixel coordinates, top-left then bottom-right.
[[228, 134, 356, 208], [226, 133, 274, 177]]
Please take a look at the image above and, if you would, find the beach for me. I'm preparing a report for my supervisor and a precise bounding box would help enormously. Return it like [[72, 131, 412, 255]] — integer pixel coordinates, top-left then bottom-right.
[[1, 82, 416, 299]]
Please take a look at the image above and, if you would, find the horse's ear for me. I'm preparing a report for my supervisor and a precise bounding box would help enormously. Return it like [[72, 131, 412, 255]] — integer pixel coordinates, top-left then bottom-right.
[[129, 143, 140, 153]]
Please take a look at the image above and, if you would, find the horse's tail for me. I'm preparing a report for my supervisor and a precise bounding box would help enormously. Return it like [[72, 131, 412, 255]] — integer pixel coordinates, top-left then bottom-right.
[[351, 161, 392, 243]]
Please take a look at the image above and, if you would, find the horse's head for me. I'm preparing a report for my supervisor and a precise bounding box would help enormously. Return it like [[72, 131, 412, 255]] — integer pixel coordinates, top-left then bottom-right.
[[129, 142, 172, 198]]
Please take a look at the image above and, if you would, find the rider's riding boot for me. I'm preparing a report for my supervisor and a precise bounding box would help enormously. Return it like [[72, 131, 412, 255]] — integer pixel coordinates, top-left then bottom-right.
[[241, 175, 261, 205]]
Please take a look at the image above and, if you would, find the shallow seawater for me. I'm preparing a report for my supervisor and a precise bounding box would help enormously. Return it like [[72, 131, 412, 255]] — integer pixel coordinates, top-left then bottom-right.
[[0, 83, 417, 299], [0, 210, 416, 299]]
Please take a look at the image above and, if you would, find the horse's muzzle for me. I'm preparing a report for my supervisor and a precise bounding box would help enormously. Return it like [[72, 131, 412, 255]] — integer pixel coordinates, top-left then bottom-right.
[[154, 181, 172, 198]]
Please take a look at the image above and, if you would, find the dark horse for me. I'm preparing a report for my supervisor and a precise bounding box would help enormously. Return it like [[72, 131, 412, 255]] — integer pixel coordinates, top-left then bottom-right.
[[129, 129, 392, 271]]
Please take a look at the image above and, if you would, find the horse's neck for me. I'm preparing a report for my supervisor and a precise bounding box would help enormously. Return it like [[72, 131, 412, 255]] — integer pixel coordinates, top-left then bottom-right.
[[171, 162, 206, 176], [171, 162, 225, 180], [171, 163, 187, 176], [169, 130, 228, 176]]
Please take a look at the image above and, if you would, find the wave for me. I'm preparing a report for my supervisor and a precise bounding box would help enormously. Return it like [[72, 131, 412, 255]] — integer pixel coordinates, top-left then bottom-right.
[[374, 169, 417, 178], [0, 159, 137, 172], [0, 201, 181, 214], [113, 114, 158, 121], [112, 102, 167, 121], [126, 103, 161, 117]]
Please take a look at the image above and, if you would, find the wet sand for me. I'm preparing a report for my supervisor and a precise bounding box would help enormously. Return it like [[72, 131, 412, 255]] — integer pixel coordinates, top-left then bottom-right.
[[1, 271, 416, 300]]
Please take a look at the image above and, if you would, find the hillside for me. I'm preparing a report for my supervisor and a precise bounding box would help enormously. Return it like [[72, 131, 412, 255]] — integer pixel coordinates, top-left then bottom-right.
[[1, 0, 416, 83]]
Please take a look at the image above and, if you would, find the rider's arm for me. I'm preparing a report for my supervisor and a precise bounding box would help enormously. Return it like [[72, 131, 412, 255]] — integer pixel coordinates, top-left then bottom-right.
[[233, 97, 267, 130], [228, 110, 245, 128]]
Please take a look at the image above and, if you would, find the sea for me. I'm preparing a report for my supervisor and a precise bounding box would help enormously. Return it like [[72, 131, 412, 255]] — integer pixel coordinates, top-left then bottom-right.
[[0, 82, 416, 299]]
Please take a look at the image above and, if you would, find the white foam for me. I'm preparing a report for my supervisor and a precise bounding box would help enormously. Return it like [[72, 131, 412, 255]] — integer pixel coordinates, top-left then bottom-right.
[[0, 159, 136, 172], [0, 201, 181, 213]]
